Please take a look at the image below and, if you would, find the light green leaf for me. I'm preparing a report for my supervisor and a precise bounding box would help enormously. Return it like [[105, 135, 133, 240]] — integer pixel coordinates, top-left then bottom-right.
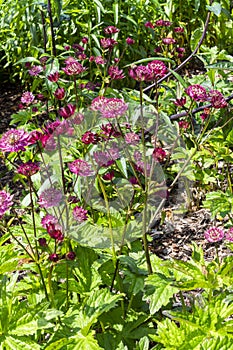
[[3, 336, 40, 350], [135, 336, 150, 350], [168, 69, 188, 88], [71, 332, 103, 350], [206, 2, 222, 16], [116, 158, 128, 178], [14, 57, 41, 65], [124, 57, 174, 68], [144, 273, 179, 314]]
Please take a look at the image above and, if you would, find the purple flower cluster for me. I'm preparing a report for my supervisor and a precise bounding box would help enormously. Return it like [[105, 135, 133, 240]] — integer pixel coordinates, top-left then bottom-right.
[[68, 159, 94, 176], [90, 96, 128, 118], [129, 60, 167, 82], [62, 57, 85, 76], [17, 161, 40, 177], [72, 206, 88, 222], [185, 85, 227, 108], [204, 226, 233, 243], [38, 188, 63, 208], [0, 129, 30, 153], [152, 147, 167, 162], [0, 190, 13, 218]]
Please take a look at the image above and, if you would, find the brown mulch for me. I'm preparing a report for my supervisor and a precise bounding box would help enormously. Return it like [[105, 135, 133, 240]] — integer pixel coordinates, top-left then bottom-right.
[[150, 208, 232, 262], [1, 82, 232, 263], [0, 82, 22, 134]]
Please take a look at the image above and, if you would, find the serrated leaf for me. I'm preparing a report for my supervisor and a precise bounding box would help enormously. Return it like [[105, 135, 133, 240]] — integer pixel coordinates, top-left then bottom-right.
[[144, 273, 179, 314], [200, 337, 233, 350], [3, 336, 40, 350], [71, 332, 103, 350], [135, 336, 150, 350], [207, 61, 233, 71]]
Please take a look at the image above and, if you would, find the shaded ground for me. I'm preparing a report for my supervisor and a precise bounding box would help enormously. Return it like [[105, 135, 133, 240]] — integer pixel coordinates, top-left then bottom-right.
[[0, 82, 232, 263]]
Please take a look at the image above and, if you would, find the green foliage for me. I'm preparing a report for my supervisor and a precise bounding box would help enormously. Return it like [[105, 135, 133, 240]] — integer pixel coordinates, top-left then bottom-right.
[[1, 0, 233, 349]]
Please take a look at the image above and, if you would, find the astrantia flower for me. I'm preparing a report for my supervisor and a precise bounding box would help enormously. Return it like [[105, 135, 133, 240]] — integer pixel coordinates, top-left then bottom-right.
[[54, 87, 65, 100], [104, 26, 119, 34], [17, 161, 40, 177], [81, 37, 88, 44], [108, 66, 125, 80], [49, 253, 59, 262], [204, 226, 224, 243], [155, 19, 172, 27], [81, 131, 99, 145], [125, 132, 140, 145], [129, 65, 153, 82], [58, 104, 76, 119], [68, 159, 94, 176], [162, 37, 176, 45], [72, 113, 84, 125], [46, 223, 64, 241], [66, 251, 76, 260], [43, 135, 57, 151], [102, 170, 115, 181], [100, 38, 118, 49], [27, 130, 43, 145], [41, 214, 58, 229], [106, 144, 120, 160], [100, 98, 128, 118], [126, 37, 135, 45], [53, 120, 74, 136], [21, 91, 35, 105], [93, 151, 114, 167], [185, 84, 207, 102], [148, 60, 167, 79], [73, 206, 88, 222], [225, 227, 233, 242], [38, 238, 47, 247], [0, 190, 13, 218], [152, 147, 166, 162], [28, 65, 43, 76], [208, 90, 227, 109], [94, 56, 106, 65], [178, 120, 189, 130], [90, 96, 108, 111], [0, 129, 30, 153], [173, 97, 186, 107], [40, 56, 49, 65], [79, 82, 96, 90], [145, 21, 154, 28], [135, 161, 151, 176], [101, 123, 121, 139], [62, 60, 85, 75], [38, 188, 63, 208], [47, 71, 60, 82], [72, 44, 84, 52], [174, 27, 184, 33]]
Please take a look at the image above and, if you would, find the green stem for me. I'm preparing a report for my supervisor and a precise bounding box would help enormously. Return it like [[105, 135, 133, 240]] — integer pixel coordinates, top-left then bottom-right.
[[29, 177, 39, 262], [97, 174, 116, 263], [139, 83, 152, 275], [48, 264, 56, 307]]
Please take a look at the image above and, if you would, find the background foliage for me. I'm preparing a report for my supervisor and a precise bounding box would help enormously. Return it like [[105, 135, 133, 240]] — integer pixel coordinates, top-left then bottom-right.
[[0, 0, 232, 81]]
